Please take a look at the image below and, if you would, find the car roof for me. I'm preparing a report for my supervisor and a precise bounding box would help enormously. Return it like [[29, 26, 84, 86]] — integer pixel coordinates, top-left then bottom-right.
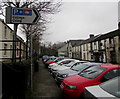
[[57, 58, 75, 63], [73, 60, 80, 62], [97, 64, 120, 68], [61, 58, 77, 61], [79, 61, 89, 62], [83, 62, 103, 66]]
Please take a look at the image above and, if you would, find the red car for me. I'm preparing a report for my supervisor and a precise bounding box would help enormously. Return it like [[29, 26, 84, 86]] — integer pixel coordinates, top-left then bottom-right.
[[60, 64, 120, 99]]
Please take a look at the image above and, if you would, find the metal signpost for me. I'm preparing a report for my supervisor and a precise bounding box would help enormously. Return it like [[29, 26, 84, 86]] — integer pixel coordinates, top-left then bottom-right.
[[6, 7, 40, 90]]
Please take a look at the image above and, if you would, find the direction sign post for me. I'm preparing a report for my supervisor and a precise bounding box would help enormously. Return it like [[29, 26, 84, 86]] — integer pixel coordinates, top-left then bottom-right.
[[6, 7, 40, 90], [12, 24, 18, 63], [6, 7, 40, 24]]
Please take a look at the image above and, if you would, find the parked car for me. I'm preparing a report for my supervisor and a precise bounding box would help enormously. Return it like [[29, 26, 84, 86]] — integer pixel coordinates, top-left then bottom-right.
[[45, 57, 65, 67], [49, 58, 75, 71], [48, 58, 70, 69], [42, 55, 49, 62], [51, 59, 79, 75], [84, 76, 120, 98], [44, 56, 56, 65], [60, 64, 120, 99], [51, 59, 80, 77], [55, 62, 103, 84], [44, 57, 57, 67]]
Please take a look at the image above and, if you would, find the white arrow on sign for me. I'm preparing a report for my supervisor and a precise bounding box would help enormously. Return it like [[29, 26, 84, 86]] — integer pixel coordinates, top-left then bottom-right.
[[6, 7, 40, 24]]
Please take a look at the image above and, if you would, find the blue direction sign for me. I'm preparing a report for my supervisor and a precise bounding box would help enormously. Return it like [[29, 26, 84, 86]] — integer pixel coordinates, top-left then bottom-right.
[[6, 7, 40, 24], [12, 8, 32, 16]]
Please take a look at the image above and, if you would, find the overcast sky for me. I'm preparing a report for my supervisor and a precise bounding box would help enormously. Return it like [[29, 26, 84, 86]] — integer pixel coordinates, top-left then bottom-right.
[[42, 0, 119, 44], [0, 0, 119, 44]]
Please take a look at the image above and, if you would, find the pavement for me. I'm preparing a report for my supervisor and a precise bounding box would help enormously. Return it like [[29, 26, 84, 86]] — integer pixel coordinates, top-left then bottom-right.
[[26, 60, 64, 99]]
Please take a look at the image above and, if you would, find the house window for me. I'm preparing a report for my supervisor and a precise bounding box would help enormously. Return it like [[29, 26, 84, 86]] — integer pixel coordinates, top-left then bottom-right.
[[17, 48, 19, 56], [83, 45, 85, 51], [4, 44, 7, 55], [69, 46, 72, 51], [104, 40, 106, 49], [10, 31, 13, 39], [86, 44, 88, 51], [10, 45, 12, 57], [100, 42, 102, 46], [90, 43, 92, 51], [99, 41, 102, 49], [109, 38, 114, 48], [109, 38, 113, 44], [84, 53, 86, 60], [94, 42, 97, 50], [4, 26, 7, 38]]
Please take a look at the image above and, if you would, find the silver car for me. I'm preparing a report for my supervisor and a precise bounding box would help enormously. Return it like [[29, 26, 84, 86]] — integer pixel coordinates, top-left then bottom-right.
[[84, 76, 120, 98], [55, 62, 103, 84]]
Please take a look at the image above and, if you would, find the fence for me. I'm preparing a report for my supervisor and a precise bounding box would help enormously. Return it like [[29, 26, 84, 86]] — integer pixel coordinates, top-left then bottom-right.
[[2, 60, 31, 99]]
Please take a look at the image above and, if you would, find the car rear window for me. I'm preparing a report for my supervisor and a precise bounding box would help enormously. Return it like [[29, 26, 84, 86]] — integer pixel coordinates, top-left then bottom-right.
[[100, 77, 120, 98], [65, 61, 77, 67], [79, 66, 106, 79]]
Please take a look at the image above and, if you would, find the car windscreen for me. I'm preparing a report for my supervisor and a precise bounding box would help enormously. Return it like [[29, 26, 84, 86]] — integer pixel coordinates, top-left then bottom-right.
[[57, 59, 68, 64], [54, 58, 64, 62], [100, 77, 120, 98], [58, 60, 72, 65], [47, 58, 56, 61], [65, 61, 77, 67], [79, 66, 106, 79], [71, 64, 88, 71]]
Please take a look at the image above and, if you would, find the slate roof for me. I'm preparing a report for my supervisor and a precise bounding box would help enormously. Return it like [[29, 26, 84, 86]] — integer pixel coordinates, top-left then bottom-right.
[[80, 29, 120, 44], [68, 39, 84, 47], [92, 29, 120, 41], [67, 29, 120, 47], [79, 34, 102, 45]]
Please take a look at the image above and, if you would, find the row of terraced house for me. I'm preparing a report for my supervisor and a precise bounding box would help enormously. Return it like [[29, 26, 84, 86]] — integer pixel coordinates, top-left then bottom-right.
[[58, 23, 120, 64], [0, 19, 26, 62]]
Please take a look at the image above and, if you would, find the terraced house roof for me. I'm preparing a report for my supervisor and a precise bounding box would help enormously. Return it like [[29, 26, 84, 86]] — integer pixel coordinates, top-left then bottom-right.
[[92, 29, 120, 41]]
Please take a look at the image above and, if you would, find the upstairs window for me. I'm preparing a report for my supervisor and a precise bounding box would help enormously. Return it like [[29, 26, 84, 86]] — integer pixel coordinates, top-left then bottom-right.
[[83, 45, 85, 51], [86, 44, 88, 51], [109, 38, 114, 48], [4, 44, 7, 55], [94, 42, 97, 50], [10, 31, 13, 39], [98, 41, 102, 49], [4, 26, 7, 38]]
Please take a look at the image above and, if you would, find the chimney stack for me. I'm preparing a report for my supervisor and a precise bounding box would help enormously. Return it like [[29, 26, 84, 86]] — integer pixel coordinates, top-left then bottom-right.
[[89, 34, 94, 38], [118, 22, 120, 30]]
